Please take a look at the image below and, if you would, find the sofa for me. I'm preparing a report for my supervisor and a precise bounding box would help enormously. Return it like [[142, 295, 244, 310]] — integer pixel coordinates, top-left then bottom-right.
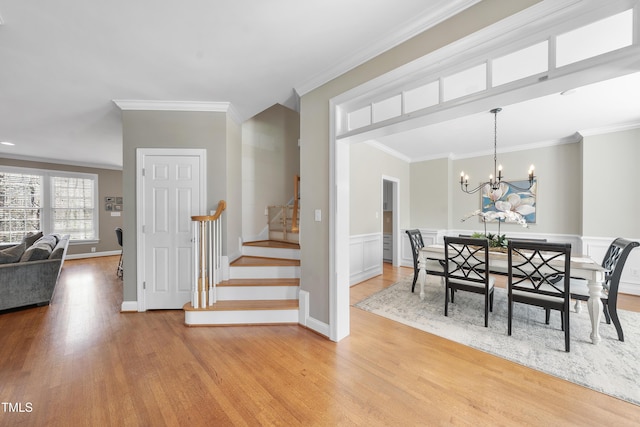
[[0, 232, 70, 311]]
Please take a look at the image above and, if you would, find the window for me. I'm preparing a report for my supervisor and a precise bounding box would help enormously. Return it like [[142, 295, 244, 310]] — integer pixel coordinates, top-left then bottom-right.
[[0, 172, 42, 243], [51, 176, 96, 240], [0, 167, 98, 243]]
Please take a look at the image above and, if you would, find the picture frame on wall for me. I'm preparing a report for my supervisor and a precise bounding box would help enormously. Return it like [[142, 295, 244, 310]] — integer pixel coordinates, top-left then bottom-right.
[[481, 179, 536, 224]]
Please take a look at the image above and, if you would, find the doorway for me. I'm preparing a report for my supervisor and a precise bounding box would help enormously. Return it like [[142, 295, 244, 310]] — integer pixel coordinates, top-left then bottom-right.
[[382, 177, 400, 266]]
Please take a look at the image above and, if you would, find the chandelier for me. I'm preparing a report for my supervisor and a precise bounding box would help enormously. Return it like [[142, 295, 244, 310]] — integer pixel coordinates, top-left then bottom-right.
[[459, 107, 535, 194]]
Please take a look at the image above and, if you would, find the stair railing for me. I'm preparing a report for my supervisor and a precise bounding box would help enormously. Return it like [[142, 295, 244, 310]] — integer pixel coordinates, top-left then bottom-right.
[[191, 200, 226, 309], [292, 174, 300, 232]]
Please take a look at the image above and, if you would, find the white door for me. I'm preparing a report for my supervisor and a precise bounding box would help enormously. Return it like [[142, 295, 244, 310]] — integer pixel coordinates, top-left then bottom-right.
[[138, 149, 206, 310]]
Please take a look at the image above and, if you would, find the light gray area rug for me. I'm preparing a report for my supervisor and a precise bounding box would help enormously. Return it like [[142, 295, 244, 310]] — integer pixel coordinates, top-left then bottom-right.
[[354, 278, 640, 406]]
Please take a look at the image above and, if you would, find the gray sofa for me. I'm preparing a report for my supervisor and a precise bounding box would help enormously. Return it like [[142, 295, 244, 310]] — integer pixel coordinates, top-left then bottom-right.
[[0, 232, 70, 311]]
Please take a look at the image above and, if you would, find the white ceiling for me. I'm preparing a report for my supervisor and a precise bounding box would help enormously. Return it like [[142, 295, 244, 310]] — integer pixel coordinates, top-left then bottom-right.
[[0, 1, 639, 170], [0, 0, 475, 169]]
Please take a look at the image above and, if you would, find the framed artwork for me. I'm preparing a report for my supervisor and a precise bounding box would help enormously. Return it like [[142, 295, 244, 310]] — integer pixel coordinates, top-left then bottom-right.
[[481, 179, 536, 224]]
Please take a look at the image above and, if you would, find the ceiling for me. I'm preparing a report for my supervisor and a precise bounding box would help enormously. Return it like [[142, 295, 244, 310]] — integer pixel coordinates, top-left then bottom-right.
[[1, 1, 639, 170]]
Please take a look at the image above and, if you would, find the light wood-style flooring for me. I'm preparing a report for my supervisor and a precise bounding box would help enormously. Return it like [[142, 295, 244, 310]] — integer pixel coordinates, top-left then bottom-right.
[[1, 257, 639, 426]]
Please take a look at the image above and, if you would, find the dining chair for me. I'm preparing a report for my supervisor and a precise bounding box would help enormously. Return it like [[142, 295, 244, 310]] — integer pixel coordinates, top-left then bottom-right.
[[570, 238, 639, 342], [115, 227, 123, 279], [444, 236, 495, 327], [405, 229, 444, 292], [508, 240, 572, 352]]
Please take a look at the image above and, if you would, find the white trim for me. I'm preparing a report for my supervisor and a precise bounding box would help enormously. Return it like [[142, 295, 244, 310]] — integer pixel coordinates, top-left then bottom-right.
[[349, 233, 383, 285], [66, 250, 121, 260], [294, 0, 482, 96], [366, 140, 411, 163], [136, 148, 207, 312], [113, 100, 241, 124], [0, 153, 122, 171], [120, 301, 138, 312], [329, 98, 350, 342], [449, 132, 583, 161], [298, 290, 330, 337], [578, 120, 640, 137]]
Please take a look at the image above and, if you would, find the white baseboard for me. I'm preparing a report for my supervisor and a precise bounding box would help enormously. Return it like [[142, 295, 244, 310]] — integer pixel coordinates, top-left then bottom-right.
[[298, 290, 330, 337], [66, 250, 121, 260], [121, 301, 138, 312]]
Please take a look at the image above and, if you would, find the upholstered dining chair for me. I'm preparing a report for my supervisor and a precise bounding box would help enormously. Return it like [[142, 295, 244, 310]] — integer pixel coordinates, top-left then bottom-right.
[[570, 238, 639, 342], [406, 229, 444, 293], [508, 240, 572, 352], [115, 227, 123, 279], [444, 236, 495, 327]]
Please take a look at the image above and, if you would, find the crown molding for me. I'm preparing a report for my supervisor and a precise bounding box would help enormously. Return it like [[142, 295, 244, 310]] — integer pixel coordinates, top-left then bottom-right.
[[294, 0, 481, 96], [112, 100, 241, 124], [364, 140, 412, 163], [579, 120, 640, 137], [0, 153, 123, 171]]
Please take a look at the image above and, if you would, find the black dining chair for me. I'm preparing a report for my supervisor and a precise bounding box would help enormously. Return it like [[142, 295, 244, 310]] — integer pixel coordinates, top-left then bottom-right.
[[406, 229, 444, 293], [444, 236, 495, 327], [508, 240, 572, 352], [570, 238, 639, 342], [115, 227, 123, 279]]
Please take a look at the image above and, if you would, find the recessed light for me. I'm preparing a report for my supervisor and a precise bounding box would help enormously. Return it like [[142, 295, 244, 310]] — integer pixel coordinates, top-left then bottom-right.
[[1, 141, 15, 146], [560, 89, 578, 96]]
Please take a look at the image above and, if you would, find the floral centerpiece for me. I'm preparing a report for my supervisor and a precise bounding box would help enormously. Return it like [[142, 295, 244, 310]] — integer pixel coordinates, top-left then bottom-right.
[[461, 208, 528, 250]]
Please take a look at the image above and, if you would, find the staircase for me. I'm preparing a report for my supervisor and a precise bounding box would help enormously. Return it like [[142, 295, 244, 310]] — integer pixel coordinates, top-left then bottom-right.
[[184, 240, 300, 326]]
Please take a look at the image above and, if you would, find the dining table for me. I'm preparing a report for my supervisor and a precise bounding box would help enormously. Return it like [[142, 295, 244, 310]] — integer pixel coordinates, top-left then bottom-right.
[[418, 244, 608, 344]]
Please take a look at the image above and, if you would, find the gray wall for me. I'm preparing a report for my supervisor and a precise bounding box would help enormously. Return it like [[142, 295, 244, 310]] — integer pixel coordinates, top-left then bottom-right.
[[121, 109, 232, 302], [450, 142, 583, 235], [0, 157, 123, 256], [300, 0, 540, 323], [409, 157, 451, 229], [583, 128, 640, 237], [242, 104, 300, 241], [349, 142, 410, 235]]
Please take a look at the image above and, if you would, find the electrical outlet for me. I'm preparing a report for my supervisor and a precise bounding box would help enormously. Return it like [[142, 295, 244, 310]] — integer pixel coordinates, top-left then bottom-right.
[[630, 268, 640, 278], [91, 247, 96, 253]]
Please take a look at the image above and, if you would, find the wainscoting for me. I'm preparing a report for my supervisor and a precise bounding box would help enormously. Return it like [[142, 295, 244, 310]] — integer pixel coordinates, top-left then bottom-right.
[[350, 233, 383, 285], [349, 230, 640, 295]]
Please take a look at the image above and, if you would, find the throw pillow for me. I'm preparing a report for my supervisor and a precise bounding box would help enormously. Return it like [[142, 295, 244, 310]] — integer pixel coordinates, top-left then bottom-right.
[[20, 242, 52, 262], [32, 235, 58, 251], [22, 231, 44, 248], [0, 242, 26, 264]]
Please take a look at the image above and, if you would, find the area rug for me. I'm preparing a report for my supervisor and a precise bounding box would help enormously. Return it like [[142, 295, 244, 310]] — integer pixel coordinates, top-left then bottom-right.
[[354, 278, 640, 406]]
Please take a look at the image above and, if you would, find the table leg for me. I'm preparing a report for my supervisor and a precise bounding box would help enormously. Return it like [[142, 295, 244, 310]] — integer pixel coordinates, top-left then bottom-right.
[[417, 251, 427, 300], [586, 279, 603, 344]]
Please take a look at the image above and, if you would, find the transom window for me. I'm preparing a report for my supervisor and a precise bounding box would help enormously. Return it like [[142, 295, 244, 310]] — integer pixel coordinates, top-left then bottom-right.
[[0, 167, 98, 243], [343, 7, 637, 134]]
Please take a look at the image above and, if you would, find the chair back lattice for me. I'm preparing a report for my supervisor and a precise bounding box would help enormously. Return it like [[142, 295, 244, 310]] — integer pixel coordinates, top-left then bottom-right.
[[444, 237, 490, 285], [406, 229, 424, 268], [601, 238, 640, 293], [508, 241, 571, 300]]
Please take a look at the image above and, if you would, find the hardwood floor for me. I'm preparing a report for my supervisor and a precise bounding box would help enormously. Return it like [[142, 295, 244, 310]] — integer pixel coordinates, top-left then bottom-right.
[[1, 258, 639, 426]]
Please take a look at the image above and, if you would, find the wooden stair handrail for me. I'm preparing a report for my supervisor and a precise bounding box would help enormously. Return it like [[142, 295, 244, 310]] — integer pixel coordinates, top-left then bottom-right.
[[191, 200, 227, 222], [292, 175, 300, 232]]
